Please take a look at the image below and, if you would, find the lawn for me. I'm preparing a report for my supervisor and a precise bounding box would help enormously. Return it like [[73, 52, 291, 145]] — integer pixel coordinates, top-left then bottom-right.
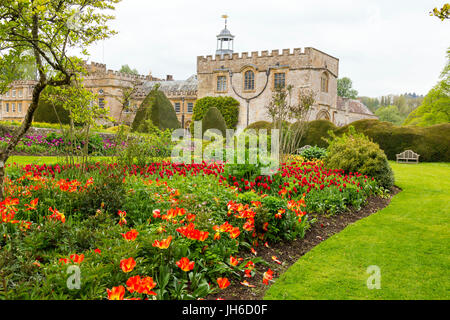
[[264, 162, 450, 300], [6, 156, 114, 166]]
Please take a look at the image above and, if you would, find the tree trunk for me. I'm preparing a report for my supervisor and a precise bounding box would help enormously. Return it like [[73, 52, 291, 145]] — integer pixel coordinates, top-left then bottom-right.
[[0, 81, 46, 201]]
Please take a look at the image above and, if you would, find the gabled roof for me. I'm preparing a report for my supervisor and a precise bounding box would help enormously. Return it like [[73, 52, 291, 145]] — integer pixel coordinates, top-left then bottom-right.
[[142, 75, 198, 95], [337, 96, 375, 116]]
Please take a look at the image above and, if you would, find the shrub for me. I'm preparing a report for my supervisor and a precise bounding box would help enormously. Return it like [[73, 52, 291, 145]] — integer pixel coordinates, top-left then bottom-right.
[[132, 85, 181, 132], [201, 107, 227, 136], [298, 120, 335, 149], [33, 98, 71, 124], [325, 126, 395, 189], [245, 121, 273, 134], [105, 125, 130, 133], [191, 96, 240, 130], [299, 146, 327, 160], [300, 119, 450, 162]]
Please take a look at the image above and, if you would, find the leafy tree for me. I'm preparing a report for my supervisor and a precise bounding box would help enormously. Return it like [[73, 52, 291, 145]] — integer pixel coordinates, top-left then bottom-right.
[[114, 78, 143, 124], [431, 3, 449, 20], [359, 96, 381, 113], [0, 0, 119, 198], [337, 77, 358, 99], [119, 64, 139, 75], [375, 105, 405, 125], [266, 85, 315, 158], [404, 48, 450, 127]]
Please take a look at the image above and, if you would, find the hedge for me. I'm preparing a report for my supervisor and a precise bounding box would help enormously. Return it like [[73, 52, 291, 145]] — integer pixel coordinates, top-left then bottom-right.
[[132, 85, 181, 132], [191, 96, 240, 130], [201, 107, 227, 136], [33, 98, 71, 124], [298, 119, 450, 162]]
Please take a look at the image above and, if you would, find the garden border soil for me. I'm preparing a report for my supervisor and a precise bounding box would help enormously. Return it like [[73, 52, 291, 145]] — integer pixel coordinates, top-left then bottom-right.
[[207, 186, 401, 300]]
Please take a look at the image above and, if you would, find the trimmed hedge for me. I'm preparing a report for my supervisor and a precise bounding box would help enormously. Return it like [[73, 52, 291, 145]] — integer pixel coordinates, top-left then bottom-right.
[[191, 96, 240, 130], [245, 121, 273, 134], [33, 98, 71, 124], [202, 107, 227, 136], [297, 119, 450, 162], [132, 85, 181, 132]]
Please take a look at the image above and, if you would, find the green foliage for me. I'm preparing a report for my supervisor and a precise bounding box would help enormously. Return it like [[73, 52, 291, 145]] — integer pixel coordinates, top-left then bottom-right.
[[299, 146, 328, 160], [117, 130, 173, 167], [119, 64, 139, 75], [300, 119, 450, 162], [201, 107, 227, 136], [375, 105, 405, 125], [132, 86, 181, 132], [404, 47, 450, 127], [33, 97, 71, 125], [337, 77, 358, 99], [298, 120, 335, 148], [403, 83, 449, 126], [430, 3, 450, 20], [325, 127, 394, 189], [245, 121, 273, 134], [192, 96, 240, 130]]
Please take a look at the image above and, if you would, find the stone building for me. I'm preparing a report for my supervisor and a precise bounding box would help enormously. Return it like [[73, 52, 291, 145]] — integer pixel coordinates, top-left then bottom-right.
[[0, 80, 37, 121], [0, 18, 376, 129]]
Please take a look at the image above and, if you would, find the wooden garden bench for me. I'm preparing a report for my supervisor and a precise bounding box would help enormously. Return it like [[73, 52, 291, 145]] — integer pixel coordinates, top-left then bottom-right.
[[396, 150, 420, 164]]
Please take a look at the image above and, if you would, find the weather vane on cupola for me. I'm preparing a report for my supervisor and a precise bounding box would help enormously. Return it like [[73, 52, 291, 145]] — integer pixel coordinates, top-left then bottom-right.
[[216, 14, 234, 56]]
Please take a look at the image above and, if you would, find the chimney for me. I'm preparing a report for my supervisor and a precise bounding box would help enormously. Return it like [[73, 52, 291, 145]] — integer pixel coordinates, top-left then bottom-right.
[[166, 75, 173, 81]]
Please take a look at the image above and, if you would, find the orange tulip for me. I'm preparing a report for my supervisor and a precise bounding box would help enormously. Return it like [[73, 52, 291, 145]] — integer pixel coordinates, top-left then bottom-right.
[[121, 229, 139, 241], [217, 277, 230, 290], [152, 236, 172, 249], [240, 280, 256, 288], [176, 257, 195, 272], [70, 254, 84, 264], [229, 256, 239, 267], [229, 227, 240, 239], [24, 198, 39, 211], [272, 256, 282, 265], [107, 286, 125, 300], [126, 275, 142, 293], [48, 207, 66, 223], [263, 269, 274, 285], [139, 276, 157, 295], [120, 257, 136, 273]]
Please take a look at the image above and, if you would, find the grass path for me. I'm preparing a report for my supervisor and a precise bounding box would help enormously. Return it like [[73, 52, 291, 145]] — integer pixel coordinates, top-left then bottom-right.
[[264, 162, 450, 300]]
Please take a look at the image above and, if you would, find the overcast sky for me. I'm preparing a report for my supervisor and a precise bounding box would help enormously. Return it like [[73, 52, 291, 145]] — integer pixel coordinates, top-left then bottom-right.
[[86, 0, 449, 98]]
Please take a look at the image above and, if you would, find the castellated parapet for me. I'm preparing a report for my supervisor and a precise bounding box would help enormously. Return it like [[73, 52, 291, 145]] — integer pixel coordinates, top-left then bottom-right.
[[197, 47, 339, 77], [84, 61, 160, 82]]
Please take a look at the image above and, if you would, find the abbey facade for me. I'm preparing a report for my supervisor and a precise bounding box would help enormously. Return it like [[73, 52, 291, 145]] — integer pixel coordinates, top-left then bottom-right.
[[0, 20, 377, 129]]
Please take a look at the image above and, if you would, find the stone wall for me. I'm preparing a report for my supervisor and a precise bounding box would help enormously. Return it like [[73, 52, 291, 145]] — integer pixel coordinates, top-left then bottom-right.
[[197, 47, 339, 130]]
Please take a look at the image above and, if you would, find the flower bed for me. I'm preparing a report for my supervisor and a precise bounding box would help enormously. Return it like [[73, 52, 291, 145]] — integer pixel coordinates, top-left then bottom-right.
[[0, 133, 119, 156], [0, 160, 385, 300]]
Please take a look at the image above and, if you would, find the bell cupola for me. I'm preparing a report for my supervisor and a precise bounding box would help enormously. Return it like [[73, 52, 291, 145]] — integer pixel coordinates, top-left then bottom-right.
[[216, 15, 235, 56]]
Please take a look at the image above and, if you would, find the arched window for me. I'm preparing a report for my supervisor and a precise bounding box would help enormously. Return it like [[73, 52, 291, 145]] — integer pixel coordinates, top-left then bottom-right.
[[321, 73, 329, 93], [244, 70, 255, 90]]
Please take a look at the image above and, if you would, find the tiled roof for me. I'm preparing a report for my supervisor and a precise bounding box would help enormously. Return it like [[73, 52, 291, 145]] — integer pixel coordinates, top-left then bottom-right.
[[337, 96, 374, 116], [142, 75, 198, 95]]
